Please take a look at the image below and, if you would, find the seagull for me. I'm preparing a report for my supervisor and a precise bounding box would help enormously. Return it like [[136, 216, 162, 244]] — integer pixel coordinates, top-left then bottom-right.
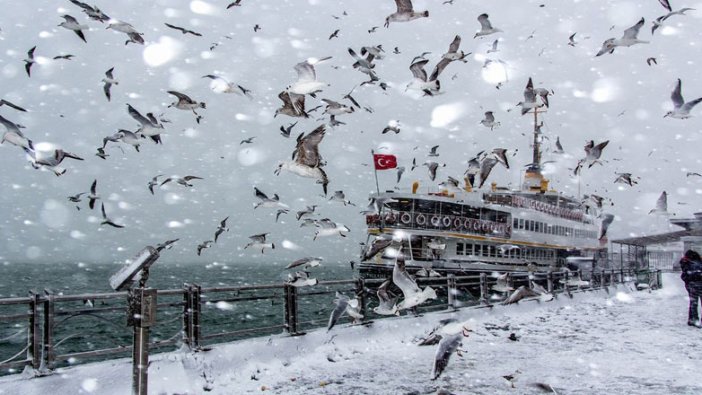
[[244, 233, 275, 254], [254, 187, 288, 209], [95, 147, 109, 160], [322, 98, 355, 126], [574, 140, 609, 175], [274, 91, 309, 118], [406, 59, 442, 96], [296, 205, 317, 221], [328, 29, 340, 40], [0, 114, 33, 150], [492, 272, 514, 293], [100, 203, 124, 228], [253, 24, 261, 32], [313, 218, 350, 240], [275, 124, 329, 195], [240, 137, 256, 145], [275, 209, 289, 222], [568, 33, 577, 47], [103, 129, 143, 152], [649, 191, 669, 215], [595, 17, 648, 57], [502, 370, 522, 388], [329, 190, 355, 206], [659, 0, 672, 12], [502, 286, 539, 305], [279, 121, 298, 138], [368, 26, 379, 33], [327, 292, 363, 331], [614, 172, 638, 186], [373, 279, 399, 315], [147, 174, 164, 194], [167, 91, 206, 121], [0, 99, 26, 112], [361, 236, 393, 261], [396, 166, 405, 183], [431, 326, 471, 380], [286, 257, 323, 270], [87, 179, 99, 209], [478, 156, 498, 188], [348, 48, 379, 81], [24, 146, 84, 176], [226, 0, 242, 8], [598, 213, 615, 240], [107, 19, 141, 34], [664, 78, 702, 119], [287, 271, 318, 287], [553, 136, 565, 154], [24, 46, 36, 77], [58, 15, 88, 43], [160, 175, 204, 187], [474, 13, 502, 38], [68, 0, 110, 22], [197, 240, 213, 256], [382, 121, 401, 134], [517, 77, 543, 115], [287, 57, 331, 96], [424, 161, 445, 181], [155, 238, 179, 252], [439, 35, 470, 63], [102, 67, 118, 101], [127, 104, 164, 144], [384, 0, 429, 28], [164, 23, 202, 36], [214, 216, 229, 242], [124, 32, 144, 46], [647, 57, 657, 66], [202, 75, 252, 97], [68, 192, 86, 209], [393, 253, 437, 310], [428, 145, 440, 157], [480, 111, 500, 130]]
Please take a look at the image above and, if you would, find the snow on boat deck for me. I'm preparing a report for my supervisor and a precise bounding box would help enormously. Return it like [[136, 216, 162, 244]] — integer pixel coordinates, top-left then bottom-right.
[[0, 273, 698, 395]]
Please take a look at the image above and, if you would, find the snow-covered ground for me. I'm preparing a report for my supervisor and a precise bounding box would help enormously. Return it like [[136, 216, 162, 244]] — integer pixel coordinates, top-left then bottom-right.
[[0, 273, 698, 395]]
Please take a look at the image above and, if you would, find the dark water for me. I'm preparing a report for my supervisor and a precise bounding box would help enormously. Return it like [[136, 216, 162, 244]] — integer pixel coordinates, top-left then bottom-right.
[[0, 261, 357, 373]]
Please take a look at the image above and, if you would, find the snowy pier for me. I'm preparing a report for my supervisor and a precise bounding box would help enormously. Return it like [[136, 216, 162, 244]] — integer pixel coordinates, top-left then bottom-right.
[[0, 268, 658, 377]]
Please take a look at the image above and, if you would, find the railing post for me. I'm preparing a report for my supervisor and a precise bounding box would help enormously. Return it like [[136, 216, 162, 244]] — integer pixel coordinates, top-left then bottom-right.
[[182, 283, 193, 349], [27, 292, 41, 370], [192, 284, 201, 348], [479, 273, 488, 304], [564, 271, 572, 298], [546, 271, 554, 294], [42, 289, 55, 372], [447, 274, 456, 310], [283, 284, 298, 335], [600, 270, 606, 289], [355, 278, 366, 319]]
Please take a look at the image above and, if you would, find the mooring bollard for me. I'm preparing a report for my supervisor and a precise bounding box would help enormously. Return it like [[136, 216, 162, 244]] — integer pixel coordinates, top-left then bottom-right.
[[128, 287, 157, 395]]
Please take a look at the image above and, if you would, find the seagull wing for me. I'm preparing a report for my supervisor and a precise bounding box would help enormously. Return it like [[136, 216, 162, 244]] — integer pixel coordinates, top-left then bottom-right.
[[293, 61, 316, 82], [429, 58, 451, 82], [671, 78, 684, 109], [393, 256, 421, 299], [127, 104, 152, 126], [409, 59, 429, 81], [249, 233, 268, 243], [431, 333, 462, 380], [167, 90, 192, 102], [477, 13, 493, 30], [447, 35, 461, 53], [327, 293, 349, 331], [682, 97, 702, 113], [478, 157, 498, 188], [658, 0, 672, 12], [295, 124, 326, 167], [395, 0, 414, 13], [622, 17, 645, 40]]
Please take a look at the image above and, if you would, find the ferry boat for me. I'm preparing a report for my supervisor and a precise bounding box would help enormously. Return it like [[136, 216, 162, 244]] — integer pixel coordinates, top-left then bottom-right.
[[359, 109, 609, 279]]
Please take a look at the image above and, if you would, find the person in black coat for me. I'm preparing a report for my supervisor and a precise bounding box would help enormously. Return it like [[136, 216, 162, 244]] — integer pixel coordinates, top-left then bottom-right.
[[680, 249, 702, 327]]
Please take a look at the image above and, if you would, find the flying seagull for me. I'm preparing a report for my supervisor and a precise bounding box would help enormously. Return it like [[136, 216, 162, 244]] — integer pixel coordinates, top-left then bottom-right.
[[202, 75, 252, 97], [58, 15, 88, 43], [649, 191, 668, 215], [68, 0, 110, 22], [275, 124, 329, 195], [24, 46, 36, 77], [87, 179, 99, 209], [244, 233, 275, 254], [480, 111, 500, 130], [127, 104, 164, 144], [226, 0, 242, 8], [384, 0, 429, 28], [102, 67, 118, 101], [100, 203, 124, 228], [286, 257, 323, 270], [474, 13, 502, 38], [373, 279, 399, 315], [664, 78, 702, 119], [327, 292, 363, 331], [0, 114, 33, 150], [167, 90, 206, 122], [197, 240, 213, 256], [431, 325, 471, 380], [103, 129, 142, 152], [595, 18, 648, 57], [253, 187, 288, 209], [393, 253, 437, 310], [160, 175, 203, 187], [274, 91, 309, 118], [279, 121, 298, 138], [164, 23, 202, 36], [214, 216, 229, 242], [287, 57, 331, 97], [147, 174, 164, 194], [0, 99, 27, 112]]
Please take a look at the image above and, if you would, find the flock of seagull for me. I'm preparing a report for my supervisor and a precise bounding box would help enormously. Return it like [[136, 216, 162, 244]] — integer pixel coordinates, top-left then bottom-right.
[[0, 0, 701, 384]]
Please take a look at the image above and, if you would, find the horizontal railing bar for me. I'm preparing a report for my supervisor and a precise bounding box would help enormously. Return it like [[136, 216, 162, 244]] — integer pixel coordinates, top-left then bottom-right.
[[51, 292, 127, 302], [0, 297, 32, 306], [201, 324, 286, 340], [203, 295, 278, 304], [0, 359, 31, 370], [0, 313, 31, 321], [199, 284, 285, 293]]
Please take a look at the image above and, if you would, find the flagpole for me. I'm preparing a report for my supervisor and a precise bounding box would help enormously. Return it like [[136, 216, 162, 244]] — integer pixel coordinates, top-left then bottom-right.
[[371, 150, 380, 195]]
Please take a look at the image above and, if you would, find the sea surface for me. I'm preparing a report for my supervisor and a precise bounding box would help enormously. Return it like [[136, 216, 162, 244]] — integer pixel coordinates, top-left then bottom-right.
[[0, 261, 358, 374]]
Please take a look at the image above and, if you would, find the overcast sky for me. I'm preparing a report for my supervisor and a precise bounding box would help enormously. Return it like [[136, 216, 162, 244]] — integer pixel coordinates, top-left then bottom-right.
[[1, 0, 702, 265]]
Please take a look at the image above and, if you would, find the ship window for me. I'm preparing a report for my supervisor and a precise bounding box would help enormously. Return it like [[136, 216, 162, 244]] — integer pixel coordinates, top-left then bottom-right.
[[415, 200, 439, 214], [463, 206, 480, 219], [513, 218, 519, 228], [442, 203, 463, 216], [465, 243, 473, 255], [388, 199, 414, 212], [457, 243, 463, 255], [546, 224, 552, 234], [488, 245, 496, 257]]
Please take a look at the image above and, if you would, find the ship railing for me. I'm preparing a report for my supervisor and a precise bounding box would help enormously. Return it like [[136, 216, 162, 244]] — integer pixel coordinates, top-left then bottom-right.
[[0, 267, 659, 376], [366, 210, 511, 237]]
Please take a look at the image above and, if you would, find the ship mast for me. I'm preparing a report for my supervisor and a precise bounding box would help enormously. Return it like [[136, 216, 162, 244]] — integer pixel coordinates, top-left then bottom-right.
[[523, 106, 548, 192]]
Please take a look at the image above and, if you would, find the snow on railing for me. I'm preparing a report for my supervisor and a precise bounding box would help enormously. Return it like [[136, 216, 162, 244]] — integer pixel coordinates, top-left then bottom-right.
[[0, 267, 660, 376]]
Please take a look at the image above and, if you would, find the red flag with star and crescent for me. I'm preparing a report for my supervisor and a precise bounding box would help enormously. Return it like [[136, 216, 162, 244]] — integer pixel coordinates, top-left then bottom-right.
[[373, 153, 397, 170]]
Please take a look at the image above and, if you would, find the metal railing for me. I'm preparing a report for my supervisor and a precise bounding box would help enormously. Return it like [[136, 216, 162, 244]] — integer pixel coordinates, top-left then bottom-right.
[[0, 267, 658, 376]]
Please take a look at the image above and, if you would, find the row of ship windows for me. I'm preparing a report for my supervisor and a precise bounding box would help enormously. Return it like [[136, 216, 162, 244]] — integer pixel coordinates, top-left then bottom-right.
[[455, 243, 556, 260], [512, 218, 597, 239]]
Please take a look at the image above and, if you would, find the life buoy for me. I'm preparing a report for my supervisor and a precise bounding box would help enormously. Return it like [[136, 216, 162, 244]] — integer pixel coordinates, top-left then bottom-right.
[[473, 220, 481, 231], [481, 222, 490, 232], [399, 212, 412, 225], [415, 214, 427, 226], [430, 215, 441, 227], [442, 216, 452, 227], [454, 217, 463, 230], [384, 213, 396, 224], [488, 223, 495, 233]]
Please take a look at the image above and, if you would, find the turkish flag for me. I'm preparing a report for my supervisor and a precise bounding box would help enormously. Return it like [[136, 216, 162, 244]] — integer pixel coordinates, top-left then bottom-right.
[[373, 154, 397, 170]]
